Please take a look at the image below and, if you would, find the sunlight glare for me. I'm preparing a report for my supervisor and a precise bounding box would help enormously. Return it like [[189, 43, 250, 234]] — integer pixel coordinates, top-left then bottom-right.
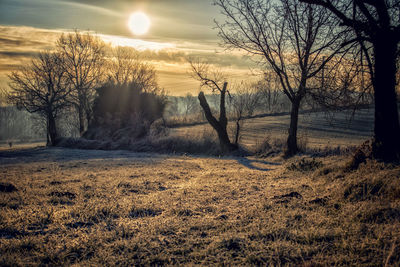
[[128, 12, 151, 36]]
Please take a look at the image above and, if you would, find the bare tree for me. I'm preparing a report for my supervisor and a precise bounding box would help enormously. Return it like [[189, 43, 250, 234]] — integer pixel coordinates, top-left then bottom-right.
[[214, 0, 348, 156], [57, 30, 105, 136], [106, 46, 159, 93], [299, 0, 400, 161], [189, 60, 238, 153], [230, 82, 261, 145], [181, 93, 200, 122], [7, 52, 71, 146], [309, 55, 373, 111], [257, 72, 283, 112]]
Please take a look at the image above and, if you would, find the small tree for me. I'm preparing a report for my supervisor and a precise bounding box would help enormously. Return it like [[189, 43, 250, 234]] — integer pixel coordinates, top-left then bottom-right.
[[57, 30, 105, 136], [190, 60, 238, 153], [7, 52, 71, 146], [257, 73, 283, 113], [230, 83, 261, 145], [181, 93, 200, 122]]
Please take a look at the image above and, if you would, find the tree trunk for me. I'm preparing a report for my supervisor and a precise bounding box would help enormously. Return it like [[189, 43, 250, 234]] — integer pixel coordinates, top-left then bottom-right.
[[219, 83, 228, 132], [372, 37, 400, 162], [234, 120, 240, 145], [286, 98, 300, 157], [46, 117, 50, 146], [198, 91, 237, 153], [86, 111, 91, 131], [78, 105, 85, 136], [47, 113, 58, 146]]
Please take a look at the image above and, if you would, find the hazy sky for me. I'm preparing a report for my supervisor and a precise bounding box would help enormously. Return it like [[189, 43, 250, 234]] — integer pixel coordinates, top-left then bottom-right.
[[0, 0, 257, 95]]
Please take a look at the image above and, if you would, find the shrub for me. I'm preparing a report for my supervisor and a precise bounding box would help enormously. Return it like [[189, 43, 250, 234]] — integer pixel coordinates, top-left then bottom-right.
[[253, 135, 285, 157], [346, 140, 372, 170], [287, 157, 323, 172], [87, 81, 167, 140]]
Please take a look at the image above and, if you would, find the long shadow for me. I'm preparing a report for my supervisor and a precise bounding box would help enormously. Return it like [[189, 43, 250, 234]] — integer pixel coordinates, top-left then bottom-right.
[[1, 146, 283, 172], [236, 157, 281, 171], [0, 146, 164, 165]]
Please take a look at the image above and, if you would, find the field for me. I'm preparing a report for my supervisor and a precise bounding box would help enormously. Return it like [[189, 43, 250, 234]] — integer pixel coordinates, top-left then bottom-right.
[[1, 145, 400, 265], [172, 108, 374, 149]]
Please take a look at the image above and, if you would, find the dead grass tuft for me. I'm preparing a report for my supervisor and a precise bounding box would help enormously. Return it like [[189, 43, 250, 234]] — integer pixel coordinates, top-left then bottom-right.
[[341, 160, 400, 202], [253, 136, 285, 157], [129, 207, 162, 218], [346, 140, 372, 170], [287, 157, 323, 172]]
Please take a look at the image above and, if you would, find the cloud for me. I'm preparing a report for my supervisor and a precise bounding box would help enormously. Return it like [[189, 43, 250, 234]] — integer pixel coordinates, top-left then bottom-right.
[[141, 48, 257, 70], [100, 34, 175, 51], [0, 0, 220, 43], [0, 51, 39, 58], [57, 0, 122, 17], [0, 25, 259, 95], [0, 25, 63, 89]]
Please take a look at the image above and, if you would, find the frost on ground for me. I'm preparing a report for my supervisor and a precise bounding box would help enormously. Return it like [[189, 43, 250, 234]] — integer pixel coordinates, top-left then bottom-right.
[[172, 108, 375, 148], [0, 147, 399, 265]]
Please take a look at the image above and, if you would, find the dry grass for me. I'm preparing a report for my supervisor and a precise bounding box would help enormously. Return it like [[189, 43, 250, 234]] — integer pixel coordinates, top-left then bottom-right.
[[1, 147, 400, 266], [57, 126, 222, 156]]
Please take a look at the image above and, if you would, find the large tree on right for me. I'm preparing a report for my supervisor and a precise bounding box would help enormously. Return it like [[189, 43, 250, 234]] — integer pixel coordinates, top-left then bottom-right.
[[300, 0, 400, 161]]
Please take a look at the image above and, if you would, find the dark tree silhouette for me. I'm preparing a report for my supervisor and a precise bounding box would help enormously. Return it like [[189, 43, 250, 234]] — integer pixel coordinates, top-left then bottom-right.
[[190, 60, 238, 153], [86, 47, 167, 141], [214, 0, 348, 156], [92, 81, 166, 131], [8, 52, 71, 146], [57, 30, 105, 136], [299, 0, 400, 161]]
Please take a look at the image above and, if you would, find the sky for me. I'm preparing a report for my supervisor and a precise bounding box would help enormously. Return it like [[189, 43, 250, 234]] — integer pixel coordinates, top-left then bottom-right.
[[0, 0, 258, 95]]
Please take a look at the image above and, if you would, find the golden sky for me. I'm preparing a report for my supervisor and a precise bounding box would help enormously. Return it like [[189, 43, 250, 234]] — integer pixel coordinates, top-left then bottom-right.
[[0, 0, 258, 95]]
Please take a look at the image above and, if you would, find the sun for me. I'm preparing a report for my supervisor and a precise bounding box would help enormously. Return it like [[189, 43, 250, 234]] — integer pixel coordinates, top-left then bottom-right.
[[128, 12, 151, 36]]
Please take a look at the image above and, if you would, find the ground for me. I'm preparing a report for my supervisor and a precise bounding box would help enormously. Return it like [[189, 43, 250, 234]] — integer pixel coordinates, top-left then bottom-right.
[[1, 146, 399, 266]]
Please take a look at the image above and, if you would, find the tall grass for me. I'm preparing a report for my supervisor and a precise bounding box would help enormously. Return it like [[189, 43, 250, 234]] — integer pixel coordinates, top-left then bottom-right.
[[57, 126, 222, 156]]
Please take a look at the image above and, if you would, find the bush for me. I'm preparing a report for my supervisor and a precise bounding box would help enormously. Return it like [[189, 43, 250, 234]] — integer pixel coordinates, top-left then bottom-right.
[[88, 81, 167, 140], [346, 140, 372, 170]]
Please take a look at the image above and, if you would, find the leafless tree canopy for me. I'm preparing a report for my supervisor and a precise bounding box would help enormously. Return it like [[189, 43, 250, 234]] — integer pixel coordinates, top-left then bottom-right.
[[7, 52, 71, 145], [214, 0, 349, 156], [56, 30, 105, 135], [106, 46, 159, 93]]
